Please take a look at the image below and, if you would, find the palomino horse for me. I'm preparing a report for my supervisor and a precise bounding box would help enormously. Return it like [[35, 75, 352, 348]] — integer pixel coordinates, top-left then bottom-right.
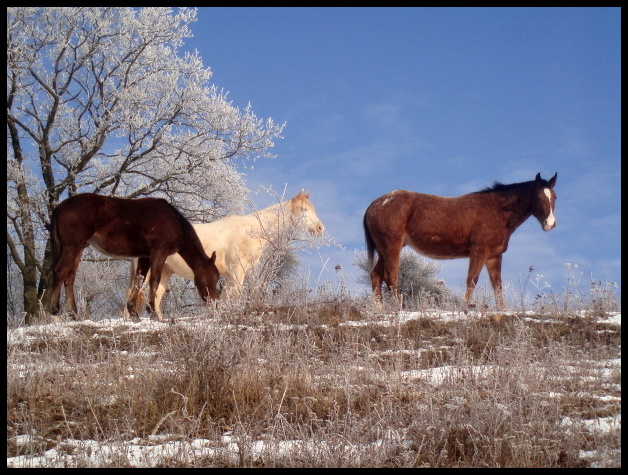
[[48, 193, 219, 321], [125, 190, 324, 320], [364, 173, 557, 308]]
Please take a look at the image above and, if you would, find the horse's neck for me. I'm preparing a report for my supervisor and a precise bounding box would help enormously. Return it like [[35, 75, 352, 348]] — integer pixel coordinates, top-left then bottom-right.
[[249, 201, 294, 235], [178, 230, 211, 271], [499, 189, 534, 229]]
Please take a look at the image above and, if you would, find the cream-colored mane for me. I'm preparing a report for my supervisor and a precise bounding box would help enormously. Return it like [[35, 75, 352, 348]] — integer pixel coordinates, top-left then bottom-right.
[[124, 190, 324, 320]]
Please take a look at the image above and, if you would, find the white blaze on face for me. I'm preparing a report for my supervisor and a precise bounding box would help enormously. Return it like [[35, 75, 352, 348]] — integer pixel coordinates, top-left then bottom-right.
[[542, 188, 556, 230]]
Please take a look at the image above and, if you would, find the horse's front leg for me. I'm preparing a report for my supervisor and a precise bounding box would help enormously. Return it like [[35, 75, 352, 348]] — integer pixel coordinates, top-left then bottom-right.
[[485, 255, 504, 309], [151, 268, 174, 322], [147, 257, 167, 322], [125, 257, 150, 322]]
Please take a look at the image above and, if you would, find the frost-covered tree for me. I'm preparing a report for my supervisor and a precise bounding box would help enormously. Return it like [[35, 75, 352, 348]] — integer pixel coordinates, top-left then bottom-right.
[[7, 7, 285, 323]]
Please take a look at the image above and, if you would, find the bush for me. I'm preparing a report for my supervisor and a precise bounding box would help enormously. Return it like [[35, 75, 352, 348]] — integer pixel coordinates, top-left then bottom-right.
[[354, 249, 459, 309]]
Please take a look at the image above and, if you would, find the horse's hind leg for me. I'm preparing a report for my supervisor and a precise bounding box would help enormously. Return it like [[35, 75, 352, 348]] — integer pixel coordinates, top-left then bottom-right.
[[485, 255, 504, 309], [465, 254, 487, 308], [371, 243, 403, 301], [51, 246, 84, 319], [383, 254, 402, 301], [370, 257, 385, 300]]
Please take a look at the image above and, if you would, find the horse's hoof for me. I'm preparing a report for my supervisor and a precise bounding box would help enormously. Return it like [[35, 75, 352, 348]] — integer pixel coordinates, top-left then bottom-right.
[[128, 311, 140, 323], [149, 312, 164, 323]]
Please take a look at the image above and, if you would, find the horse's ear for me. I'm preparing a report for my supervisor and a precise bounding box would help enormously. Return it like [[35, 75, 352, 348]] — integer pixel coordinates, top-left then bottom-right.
[[535, 173, 542, 183], [548, 172, 557, 188], [210, 250, 216, 262]]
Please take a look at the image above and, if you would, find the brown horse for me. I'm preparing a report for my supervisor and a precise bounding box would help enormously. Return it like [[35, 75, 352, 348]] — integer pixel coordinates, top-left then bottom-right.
[[364, 173, 557, 308], [48, 193, 220, 321]]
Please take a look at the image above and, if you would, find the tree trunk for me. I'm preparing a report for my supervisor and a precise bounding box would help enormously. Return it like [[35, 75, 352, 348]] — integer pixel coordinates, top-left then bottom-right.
[[37, 240, 55, 321], [23, 260, 40, 325], [20, 221, 41, 325]]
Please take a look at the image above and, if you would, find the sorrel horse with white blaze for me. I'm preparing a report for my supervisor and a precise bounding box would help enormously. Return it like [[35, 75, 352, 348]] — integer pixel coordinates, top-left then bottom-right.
[[124, 190, 324, 320], [364, 173, 557, 308], [48, 193, 220, 321]]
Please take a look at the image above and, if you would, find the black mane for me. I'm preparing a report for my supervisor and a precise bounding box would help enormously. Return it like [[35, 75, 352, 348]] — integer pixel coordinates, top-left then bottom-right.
[[476, 178, 539, 194]]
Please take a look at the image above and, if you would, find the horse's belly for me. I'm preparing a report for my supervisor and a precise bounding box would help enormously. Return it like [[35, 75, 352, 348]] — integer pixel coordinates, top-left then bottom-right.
[[405, 234, 469, 260], [88, 235, 146, 258]]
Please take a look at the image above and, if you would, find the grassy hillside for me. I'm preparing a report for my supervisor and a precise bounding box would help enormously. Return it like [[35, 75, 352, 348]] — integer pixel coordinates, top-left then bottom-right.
[[7, 291, 621, 468]]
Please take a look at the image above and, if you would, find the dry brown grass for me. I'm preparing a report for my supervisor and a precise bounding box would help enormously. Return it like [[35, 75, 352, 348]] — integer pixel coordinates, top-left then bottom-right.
[[7, 288, 621, 467]]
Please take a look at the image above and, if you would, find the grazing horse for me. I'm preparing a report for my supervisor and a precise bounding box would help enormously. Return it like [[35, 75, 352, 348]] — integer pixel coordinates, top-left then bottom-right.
[[48, 193, 220, 321], [124, 190, 325, 320], [364, 173, 557, 308]]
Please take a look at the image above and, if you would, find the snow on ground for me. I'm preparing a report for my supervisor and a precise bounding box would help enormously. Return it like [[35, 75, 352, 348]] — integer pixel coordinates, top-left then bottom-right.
[[7, 310, 620, 468]]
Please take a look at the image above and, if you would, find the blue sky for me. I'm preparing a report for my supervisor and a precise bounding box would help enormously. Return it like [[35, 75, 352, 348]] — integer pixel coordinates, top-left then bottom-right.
[[184, 7, 621, 300]]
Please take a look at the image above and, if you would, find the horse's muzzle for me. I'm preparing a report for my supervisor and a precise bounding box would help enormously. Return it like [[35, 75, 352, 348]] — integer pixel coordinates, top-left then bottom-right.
[[310, 223, 325, 236]]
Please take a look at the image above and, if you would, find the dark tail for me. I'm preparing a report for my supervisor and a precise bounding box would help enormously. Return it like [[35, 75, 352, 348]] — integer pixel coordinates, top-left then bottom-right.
[[363, 212, 376, 269]]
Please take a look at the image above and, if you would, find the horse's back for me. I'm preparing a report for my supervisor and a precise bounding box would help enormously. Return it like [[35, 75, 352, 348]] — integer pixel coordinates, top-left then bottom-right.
[[60, 194, 188, 229], [366, 189, 491, 229], [54, 194, 190, 256], [365, 190, 440, 228], [364, 189, 491, 259]]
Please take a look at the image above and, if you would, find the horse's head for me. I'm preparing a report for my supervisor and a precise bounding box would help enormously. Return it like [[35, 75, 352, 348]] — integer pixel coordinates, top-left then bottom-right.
[[195, 250, 220, 301], [531, 172, 557, 231], [289, 190, 325, 236]]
